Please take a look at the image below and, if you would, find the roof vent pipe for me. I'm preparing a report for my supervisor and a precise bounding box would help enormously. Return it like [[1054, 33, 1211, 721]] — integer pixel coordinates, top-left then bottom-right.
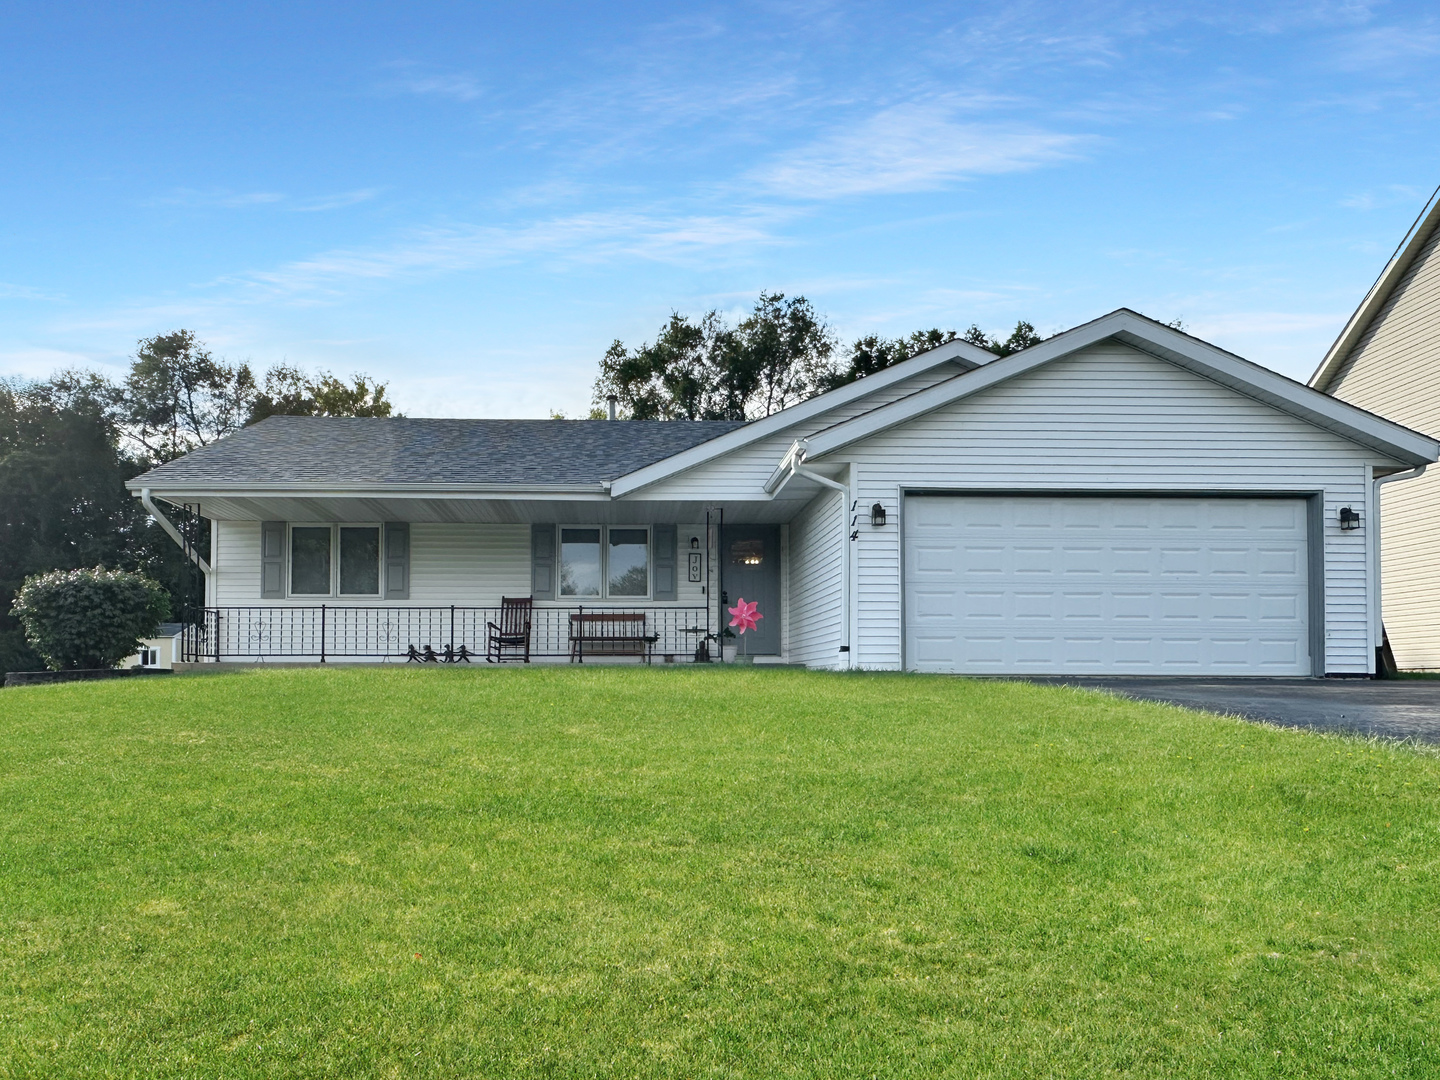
[[607, 394, 618, 421]]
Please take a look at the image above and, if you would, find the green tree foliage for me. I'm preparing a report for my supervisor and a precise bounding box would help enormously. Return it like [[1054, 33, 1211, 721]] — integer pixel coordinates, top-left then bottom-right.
[[595, 301, 1050, 416], [11, 566, 170, 670], [594, 294, 837, 421], [247, 364, 395, 424], [0, 331, 397, 671]]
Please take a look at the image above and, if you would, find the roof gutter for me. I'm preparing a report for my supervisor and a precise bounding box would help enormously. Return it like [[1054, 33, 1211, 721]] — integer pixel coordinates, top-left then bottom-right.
[[140, 488, 211, 575]]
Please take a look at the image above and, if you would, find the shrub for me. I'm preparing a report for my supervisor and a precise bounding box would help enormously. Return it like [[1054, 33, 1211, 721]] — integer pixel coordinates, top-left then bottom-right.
[[11, 567, 170, 671]]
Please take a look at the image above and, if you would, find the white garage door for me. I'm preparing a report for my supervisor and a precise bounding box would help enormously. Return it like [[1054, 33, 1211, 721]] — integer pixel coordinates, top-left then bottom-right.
[[904, 496, 1311, 675]]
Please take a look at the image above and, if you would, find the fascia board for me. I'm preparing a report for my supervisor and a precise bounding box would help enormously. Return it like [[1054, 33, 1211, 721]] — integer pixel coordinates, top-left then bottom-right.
[[130, 482, 611, 501], [608, 338, 996, 497], [804, 310, 1440, 466], [1311, 189, 1440, 392]]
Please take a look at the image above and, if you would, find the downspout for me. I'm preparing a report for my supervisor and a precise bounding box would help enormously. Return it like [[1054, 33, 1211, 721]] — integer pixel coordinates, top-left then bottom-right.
[[140, 489, 212, 575], [792, 465, 852, 669], [1370, 465, 1427, 670]]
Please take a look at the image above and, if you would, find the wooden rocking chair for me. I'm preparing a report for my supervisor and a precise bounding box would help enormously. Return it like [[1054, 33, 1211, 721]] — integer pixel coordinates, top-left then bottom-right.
[[486, 596, 533, 663]]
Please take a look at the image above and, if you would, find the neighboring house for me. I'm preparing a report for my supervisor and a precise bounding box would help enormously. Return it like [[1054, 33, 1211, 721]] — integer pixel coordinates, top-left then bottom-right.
[[1310, 191, 1440, 671], [130, 309, 1438, 677], [123, 623, 185, 670]]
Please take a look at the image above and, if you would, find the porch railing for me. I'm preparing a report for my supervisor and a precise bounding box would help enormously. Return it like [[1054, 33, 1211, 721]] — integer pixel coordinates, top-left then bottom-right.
[[181, 606, 713, 663]]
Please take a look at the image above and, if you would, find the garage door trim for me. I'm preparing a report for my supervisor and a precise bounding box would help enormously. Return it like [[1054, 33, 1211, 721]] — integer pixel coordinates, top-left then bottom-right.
[[899, 489, 1325, 676]]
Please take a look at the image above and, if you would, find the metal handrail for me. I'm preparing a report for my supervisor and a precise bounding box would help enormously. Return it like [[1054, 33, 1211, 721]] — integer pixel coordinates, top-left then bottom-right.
[[181, 605, 712, 663]]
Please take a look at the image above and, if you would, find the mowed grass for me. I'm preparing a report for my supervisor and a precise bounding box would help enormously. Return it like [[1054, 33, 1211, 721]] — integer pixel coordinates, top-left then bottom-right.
[[1, 668, 1438, 1078]]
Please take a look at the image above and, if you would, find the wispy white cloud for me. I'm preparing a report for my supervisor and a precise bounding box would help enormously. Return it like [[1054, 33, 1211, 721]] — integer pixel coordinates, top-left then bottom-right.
[[0, 346, 125, 380], [381, 63, 484, 102], [1340, 184, 1431, 211], [232, 209, 791, 297], [0, 282, 62, 301], [289, 188, 382, 213], [753, 103, 1089, 199], [1330, 22, 1440, 72], [150, 188, 286, 209]]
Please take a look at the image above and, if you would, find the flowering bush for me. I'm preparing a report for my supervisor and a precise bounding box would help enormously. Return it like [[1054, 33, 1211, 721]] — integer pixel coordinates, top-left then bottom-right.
[[11, 567, 170, 670]]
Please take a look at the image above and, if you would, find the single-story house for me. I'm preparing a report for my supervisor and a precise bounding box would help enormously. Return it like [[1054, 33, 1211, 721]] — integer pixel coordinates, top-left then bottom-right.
[[129, 309, 1439, 676], [123, 623, 185, 670], [1310, 189, 1440, 670]]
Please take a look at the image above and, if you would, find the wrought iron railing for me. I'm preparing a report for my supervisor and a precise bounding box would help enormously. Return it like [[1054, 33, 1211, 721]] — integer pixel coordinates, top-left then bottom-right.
[[181, 605, 714, 663]]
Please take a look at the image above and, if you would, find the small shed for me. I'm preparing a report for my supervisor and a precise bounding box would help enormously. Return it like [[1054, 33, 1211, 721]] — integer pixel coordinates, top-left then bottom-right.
[[125, 623, 185, 670]]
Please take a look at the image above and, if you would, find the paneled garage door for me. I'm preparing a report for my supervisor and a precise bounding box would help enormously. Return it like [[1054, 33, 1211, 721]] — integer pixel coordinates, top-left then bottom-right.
[[904, 495, 1311, 675]]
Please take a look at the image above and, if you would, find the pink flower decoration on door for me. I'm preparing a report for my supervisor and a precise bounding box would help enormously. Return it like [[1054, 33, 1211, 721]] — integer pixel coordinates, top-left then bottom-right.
[[727, 597, 763, 635]]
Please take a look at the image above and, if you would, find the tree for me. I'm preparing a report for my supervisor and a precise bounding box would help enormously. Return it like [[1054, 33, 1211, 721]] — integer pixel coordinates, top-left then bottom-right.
[[0, 376, 188, 672], [964, 320, 1045, 357], [247, 364, 395, 424], [593, 293, 837, 421], [124, 330, 257, 462], [11, 566, 169, 670], [822, 328, 961, 391]]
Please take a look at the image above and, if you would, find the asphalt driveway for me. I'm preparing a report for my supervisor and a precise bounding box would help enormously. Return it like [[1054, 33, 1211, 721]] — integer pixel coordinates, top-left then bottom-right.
[[1023, 677, 1440, 743]]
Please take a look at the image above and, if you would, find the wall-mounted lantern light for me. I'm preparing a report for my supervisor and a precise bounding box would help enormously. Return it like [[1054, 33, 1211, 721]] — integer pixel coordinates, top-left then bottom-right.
[[690, 535, 700, 549], [1339, 506, 1361, 530], [870, 502, 887, 528]]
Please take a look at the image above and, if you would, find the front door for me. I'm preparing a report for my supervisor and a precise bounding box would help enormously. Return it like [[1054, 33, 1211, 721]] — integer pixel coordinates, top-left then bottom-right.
[[720, 525, 781, 655]]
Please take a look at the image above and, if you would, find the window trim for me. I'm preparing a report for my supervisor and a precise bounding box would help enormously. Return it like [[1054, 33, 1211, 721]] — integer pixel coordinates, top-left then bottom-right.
[[286, 523, 385, 599], [557, 524, 652, 601]]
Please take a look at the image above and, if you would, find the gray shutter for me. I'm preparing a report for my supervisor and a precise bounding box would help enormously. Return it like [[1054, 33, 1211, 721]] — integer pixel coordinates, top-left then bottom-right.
[[652, 523, 677, 601], [384, 522, 410, 600], [531, 524, 556, 600], [260, 521, 285, 598]]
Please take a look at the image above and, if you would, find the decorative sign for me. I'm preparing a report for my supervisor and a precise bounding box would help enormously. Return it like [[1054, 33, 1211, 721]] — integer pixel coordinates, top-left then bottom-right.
[[688, 551, 703, 583], [727, 597, 762, 635]]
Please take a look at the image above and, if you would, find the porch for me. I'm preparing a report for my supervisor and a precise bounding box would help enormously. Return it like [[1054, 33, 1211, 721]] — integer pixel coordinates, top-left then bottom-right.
[[181, 603, 716, 664]]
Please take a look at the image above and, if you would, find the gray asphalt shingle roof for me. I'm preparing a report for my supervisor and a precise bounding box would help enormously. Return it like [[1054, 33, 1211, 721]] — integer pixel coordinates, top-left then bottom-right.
[[131, 415, 748, 488]]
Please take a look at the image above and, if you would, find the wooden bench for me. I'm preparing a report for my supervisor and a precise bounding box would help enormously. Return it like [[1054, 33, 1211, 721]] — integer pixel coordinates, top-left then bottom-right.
[[568, 612, 655, 663]]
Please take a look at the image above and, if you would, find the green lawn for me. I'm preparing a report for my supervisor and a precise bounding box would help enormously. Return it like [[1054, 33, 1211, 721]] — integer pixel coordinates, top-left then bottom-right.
[[1, 667, 1437, 1078]]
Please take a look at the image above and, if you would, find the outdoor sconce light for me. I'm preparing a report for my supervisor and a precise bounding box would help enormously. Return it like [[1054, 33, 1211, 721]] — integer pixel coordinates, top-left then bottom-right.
[[1339, 506, 1361, 530], [690, 535, 700, 549], [870, 502, 887, 528]]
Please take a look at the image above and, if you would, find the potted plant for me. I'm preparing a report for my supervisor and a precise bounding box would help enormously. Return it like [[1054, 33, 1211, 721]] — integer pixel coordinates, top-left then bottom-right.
[[721, 626, 738, 663]]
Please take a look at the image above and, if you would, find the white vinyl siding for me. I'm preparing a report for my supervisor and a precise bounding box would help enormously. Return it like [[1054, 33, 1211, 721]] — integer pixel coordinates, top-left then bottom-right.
[[1324, 223, 1440, 670], [634, 368, 965, 500], [787, 489, 846, 668], [211, 521, 710, 608], [837, 342, 1391, 673]]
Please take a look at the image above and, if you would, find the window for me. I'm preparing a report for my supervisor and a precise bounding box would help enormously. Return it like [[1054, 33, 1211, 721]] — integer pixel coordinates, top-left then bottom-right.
[[291, 527, 332, 595], [339, 527, 381, 595], [139, 647, 158, 666], [289, 524, 384, 597], [560, 526, 649, 599], [608, 528, 649, 596]]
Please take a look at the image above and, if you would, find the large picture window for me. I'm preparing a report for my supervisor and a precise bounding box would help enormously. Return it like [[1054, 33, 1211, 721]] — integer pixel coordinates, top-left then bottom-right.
[[288, 524, 383, 597], [560, 526, 649, 599]]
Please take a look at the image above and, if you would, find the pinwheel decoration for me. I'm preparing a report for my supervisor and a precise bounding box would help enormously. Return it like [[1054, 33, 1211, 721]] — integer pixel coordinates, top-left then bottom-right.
[[727, 597, 763, 635]]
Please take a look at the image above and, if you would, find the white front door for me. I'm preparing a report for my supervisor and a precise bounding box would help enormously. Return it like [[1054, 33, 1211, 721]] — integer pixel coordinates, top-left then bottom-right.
[[904, 495, 1311, 675]]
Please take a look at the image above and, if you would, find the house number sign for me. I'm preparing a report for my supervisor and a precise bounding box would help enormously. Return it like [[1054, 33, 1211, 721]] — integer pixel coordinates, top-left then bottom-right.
[[688, 551, 703, 583]]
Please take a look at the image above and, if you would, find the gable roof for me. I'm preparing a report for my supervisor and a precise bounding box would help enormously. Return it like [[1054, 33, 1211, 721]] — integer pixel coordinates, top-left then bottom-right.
[[1311, 184, 1440, 393], [127, 415, 747, 492], [607, 335, 996, 496], [801, 308, 1440, 467]]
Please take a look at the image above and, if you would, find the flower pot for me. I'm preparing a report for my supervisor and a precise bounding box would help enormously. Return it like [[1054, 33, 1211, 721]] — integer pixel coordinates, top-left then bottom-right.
[[722, 643, 738, 663]]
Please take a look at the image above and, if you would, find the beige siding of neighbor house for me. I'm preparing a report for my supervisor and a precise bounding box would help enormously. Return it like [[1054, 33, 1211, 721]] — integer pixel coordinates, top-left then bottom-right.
[[1322, 222, 1440, 670], [825, 342, 1398, 674]]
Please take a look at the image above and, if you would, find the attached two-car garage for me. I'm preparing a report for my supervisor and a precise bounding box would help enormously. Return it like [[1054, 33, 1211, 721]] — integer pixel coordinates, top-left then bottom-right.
[[903, 495, 1314, 676]]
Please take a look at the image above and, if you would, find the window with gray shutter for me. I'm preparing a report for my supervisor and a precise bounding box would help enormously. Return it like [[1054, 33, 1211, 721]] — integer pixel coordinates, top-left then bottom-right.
[[652, 523, 677, 601], [384, 522, 410, 600], [260, 521, 285, 598], [531, 524, 556, 600]]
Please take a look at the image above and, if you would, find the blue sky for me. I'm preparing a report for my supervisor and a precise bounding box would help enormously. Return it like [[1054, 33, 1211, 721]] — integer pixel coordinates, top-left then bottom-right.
[[2, 1, 1438, 417]]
